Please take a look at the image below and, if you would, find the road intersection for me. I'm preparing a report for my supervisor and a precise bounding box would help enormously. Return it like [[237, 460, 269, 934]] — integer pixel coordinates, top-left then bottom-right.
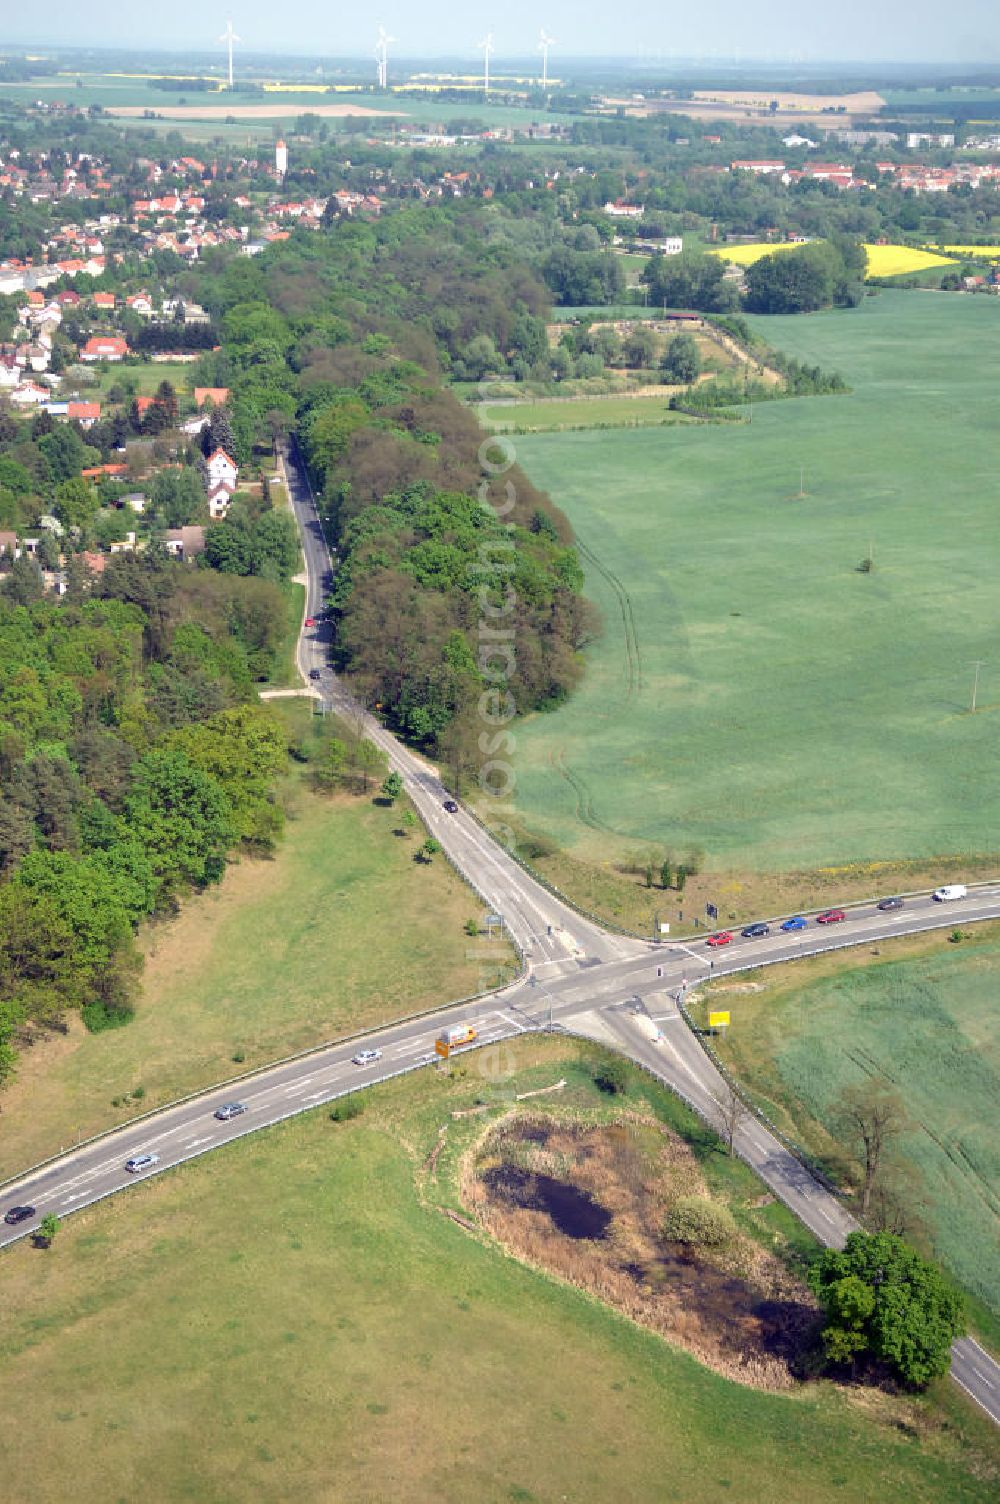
[[2, 444, 997, 1422]]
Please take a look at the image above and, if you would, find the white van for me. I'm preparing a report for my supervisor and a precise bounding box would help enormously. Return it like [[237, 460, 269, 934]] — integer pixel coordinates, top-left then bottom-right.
[[932, 884, 967, 902]]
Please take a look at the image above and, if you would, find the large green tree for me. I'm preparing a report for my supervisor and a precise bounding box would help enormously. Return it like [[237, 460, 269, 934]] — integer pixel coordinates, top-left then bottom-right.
[[124, 749, 235, 893], [809, 1231, 965, 1388]]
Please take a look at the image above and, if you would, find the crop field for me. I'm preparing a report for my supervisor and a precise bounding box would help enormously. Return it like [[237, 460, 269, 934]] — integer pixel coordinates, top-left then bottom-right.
[[0, 74, 577, 130], [709, 240, 813, 267], [497, 292, 1000, 877], [930, 245, 1000, 260], [1, 1038, 995, 1504], [0, 752, 514, 1180], [864, 245, 957, 278], [701, 930, 1000, 1331], [709, 242, 958, 277]]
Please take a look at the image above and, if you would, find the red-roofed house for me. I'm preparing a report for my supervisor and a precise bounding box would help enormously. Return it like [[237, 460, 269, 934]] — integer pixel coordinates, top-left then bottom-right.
[[67, 400, 101, 428], [195, 386, 229, 408], [81, 335, 128, 362], [207, 448, 237, 489], [81, 462, 127, 480], [92, 291, 116, 310]]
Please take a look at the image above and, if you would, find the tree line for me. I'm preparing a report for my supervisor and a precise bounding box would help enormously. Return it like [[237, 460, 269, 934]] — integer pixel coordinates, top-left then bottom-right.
[[0, 553, 291, 1084]]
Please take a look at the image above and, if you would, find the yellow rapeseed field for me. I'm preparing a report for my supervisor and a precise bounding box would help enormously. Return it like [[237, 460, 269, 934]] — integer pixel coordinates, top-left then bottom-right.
[[927, 244, 1000, 260], [708, 241, 810, 267], [711, 241, 959, 279], [863, 244, 956, 277]]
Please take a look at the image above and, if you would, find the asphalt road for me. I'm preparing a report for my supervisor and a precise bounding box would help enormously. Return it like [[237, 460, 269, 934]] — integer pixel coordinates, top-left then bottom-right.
[[2, 443, 997, 1424]]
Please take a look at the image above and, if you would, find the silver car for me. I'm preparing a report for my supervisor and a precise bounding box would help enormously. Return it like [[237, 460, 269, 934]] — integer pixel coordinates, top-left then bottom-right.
[[352, 1049, 383, 1066], [214, 1102, 248, 1122], [124, 1153, 160, 1174]]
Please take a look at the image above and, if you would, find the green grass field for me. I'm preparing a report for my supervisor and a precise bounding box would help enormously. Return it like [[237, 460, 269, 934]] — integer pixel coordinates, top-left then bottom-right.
[[498, 292, 1000, 875], [0, 761, 514, 1180], [696, 929, 1000, 1335], [1, 1037, 995, 1504], [483, 393, 700, 433]]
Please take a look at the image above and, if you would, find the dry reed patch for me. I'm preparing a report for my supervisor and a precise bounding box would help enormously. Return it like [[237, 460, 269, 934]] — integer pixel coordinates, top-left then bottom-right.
[[466, 1113, 819, 1389]]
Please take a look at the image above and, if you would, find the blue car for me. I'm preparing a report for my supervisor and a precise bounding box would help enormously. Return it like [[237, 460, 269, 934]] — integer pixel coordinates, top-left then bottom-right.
[[780, 915, 808, 932]]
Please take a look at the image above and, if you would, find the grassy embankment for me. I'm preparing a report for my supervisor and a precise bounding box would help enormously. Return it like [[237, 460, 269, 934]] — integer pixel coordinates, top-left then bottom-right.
[[1, 1036, 996, 1504], [686, 924, 1000, 1346], [490, 292, 1000, 921], [0, 699, 516, 1180]]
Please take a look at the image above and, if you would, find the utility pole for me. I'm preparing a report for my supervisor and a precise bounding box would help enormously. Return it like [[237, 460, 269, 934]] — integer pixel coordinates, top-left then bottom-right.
[[969, 660, 985, 714]]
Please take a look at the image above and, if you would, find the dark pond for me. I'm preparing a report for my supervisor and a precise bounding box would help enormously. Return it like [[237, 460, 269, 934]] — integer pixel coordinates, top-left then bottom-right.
[[482, 1165, 612, 1240]]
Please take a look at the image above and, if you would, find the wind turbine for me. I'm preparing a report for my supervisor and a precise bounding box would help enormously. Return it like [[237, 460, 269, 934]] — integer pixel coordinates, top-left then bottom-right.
[[479, 31, 494, 96], [375, 26, 395, 90], [538, 28, 555, 90], [218, 19, 241, 89]]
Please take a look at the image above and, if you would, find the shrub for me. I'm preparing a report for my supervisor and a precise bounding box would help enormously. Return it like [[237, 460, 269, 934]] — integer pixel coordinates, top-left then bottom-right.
[[592, 1058, 629, 1096], [330, 1094, 365, 1122], [82, 999, 134, 1034], [664, 1196, 737, 1248]]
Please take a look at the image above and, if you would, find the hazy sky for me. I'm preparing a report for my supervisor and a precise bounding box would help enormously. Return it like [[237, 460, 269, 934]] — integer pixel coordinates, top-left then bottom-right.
[[4, 1, 1000, 64]]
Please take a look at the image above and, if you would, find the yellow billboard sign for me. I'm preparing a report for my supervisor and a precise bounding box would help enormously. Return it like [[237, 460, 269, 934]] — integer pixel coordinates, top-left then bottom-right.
[[709, 1011, 731, 1029], [435, 1038, 450, 1058]]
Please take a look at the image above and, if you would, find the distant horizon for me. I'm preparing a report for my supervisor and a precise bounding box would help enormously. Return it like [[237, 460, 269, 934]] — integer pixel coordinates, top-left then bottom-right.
[[4, 43, 1000, 73], [0, 0, 998, 70]]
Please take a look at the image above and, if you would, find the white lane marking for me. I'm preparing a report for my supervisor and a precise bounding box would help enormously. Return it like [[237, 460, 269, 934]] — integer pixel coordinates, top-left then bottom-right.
[[670, 942, 712, 968], [495, 1011, 526, 1032], [182, 1136, 212, 1149]]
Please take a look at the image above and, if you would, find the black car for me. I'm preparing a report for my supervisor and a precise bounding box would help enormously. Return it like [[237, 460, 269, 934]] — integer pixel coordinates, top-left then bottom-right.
[[4, 1205, 36, 1225], [877, 896, 904, 911], [740, 922, 770, 939], [309, 668, 322, 681], [443, 799, 459, 813]]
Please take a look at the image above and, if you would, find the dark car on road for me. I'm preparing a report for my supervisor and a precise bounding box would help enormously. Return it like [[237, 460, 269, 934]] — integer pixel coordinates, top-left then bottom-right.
[[816, 909, 847, 924], [741, 922, 770, 939], [877, 896, 904, 911], [309, 668, 322, 680], [443, 799, 459, 813], [4, 1205, 35, 1225], [214, 1102, 248, 1122]]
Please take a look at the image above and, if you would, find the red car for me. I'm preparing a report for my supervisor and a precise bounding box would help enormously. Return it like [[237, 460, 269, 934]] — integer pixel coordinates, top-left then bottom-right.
[[816, 908, 846, 924], [305, 616, 316, 627], [706, 930, 733, 947]]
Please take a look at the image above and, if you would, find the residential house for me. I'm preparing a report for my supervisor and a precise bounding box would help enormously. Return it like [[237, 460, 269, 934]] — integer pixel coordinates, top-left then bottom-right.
[[164, 526, 206, 562], [10, 380, 49, 404], [208, 481, 235, 519], [207, 448, 238, 489], [81, 335, 128, 362], [67, 400, 101, 428], [195, 387, 229, 408], [730, 160, 786, 176]]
